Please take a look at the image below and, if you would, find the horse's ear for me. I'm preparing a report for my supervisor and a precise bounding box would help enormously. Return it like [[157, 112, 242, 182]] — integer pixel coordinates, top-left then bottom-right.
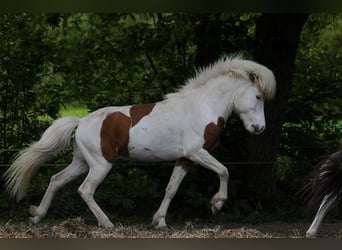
[[248, 72, 258, 83]]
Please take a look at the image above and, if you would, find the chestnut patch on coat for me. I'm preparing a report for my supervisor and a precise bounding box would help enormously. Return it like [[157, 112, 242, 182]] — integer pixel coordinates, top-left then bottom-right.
[[101, 112, 130, 163], [101, 104, 155, 163], [176, 157, 193, 171], [130, 103, 155, 127], [203, 117, 225, 152]]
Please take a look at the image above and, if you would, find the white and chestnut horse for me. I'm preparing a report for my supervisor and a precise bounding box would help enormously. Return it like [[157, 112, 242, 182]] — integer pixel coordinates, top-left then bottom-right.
[[4, 57, 276, 228]]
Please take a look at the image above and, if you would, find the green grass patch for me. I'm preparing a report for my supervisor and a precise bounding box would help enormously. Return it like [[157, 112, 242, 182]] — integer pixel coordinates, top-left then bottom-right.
[[59, 102, 89, 118], [36, 102, 89, 122]]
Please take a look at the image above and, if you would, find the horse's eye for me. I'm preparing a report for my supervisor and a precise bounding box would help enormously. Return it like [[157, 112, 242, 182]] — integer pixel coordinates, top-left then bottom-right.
[[256, 95, 262, 100]]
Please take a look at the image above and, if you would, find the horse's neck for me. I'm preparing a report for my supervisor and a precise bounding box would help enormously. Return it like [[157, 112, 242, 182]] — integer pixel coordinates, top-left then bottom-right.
[[185, 78, 241, 121]]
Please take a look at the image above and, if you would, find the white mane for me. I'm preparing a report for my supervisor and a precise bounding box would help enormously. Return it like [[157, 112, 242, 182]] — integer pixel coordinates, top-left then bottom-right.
[[165, 56, 276, 100]]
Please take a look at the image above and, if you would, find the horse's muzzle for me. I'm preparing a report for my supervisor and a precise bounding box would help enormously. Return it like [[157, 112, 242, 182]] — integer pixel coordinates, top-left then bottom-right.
[[251, 124, 265, 134]]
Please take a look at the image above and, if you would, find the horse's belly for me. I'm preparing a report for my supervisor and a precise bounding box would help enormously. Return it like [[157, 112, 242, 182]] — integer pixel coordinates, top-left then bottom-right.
[[127, 126, 183, 162]]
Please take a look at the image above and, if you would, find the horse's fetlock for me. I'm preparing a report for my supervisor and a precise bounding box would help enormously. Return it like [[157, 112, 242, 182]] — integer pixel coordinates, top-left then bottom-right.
[[29, 205, 39, 216]]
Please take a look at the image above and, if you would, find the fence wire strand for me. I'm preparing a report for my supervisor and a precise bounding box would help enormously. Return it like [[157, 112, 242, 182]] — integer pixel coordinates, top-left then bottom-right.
[[0, 146, 333, 168]]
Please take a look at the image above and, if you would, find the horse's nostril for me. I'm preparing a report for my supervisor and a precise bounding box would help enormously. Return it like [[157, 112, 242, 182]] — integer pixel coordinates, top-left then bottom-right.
[[252, 124, 265, 133], [252, 124, 259, 132]]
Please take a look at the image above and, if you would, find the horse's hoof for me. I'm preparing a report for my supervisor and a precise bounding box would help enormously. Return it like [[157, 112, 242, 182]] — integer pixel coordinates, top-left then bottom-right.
[[306, 232, 317, 238], [29, 205, 39, 216], [29, 216, 41, 225], [99, 221, 114, 229], [151, 213, 168, 229], [155, 223, 168, 230], [149, 223, 169, 231], [211, 195, 225, 215], [211, 205, 219, 216]]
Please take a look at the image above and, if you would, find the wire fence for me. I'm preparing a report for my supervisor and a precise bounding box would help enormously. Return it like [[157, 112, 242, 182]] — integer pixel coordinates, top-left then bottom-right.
[[0, 145, 334, 168]]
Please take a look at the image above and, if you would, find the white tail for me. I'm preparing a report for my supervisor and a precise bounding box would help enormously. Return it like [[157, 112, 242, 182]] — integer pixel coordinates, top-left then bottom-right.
[[4, 116, 80, 201]]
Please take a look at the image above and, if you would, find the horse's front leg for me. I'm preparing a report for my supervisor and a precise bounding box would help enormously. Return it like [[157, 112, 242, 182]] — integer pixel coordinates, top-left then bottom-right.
[[188, 149, 229, 215], [152, 158, 192, 228]]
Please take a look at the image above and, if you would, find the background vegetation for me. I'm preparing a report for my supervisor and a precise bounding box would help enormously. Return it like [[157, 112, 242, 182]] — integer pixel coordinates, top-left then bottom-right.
[[0, 13, 341, 225]]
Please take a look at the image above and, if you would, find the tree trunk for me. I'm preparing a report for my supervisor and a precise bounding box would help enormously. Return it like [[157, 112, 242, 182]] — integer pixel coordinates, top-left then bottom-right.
[[245, 13, 309, 208], [194, 13, 223, 68]]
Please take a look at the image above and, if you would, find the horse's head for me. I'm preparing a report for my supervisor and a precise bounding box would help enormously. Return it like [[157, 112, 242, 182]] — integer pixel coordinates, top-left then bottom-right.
[[234, 84, 266, 134], [232, 67, 276, 135]]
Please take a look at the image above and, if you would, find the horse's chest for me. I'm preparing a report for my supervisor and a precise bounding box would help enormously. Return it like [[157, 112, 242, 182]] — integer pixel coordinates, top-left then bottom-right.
[[202, 117, 225, 152]]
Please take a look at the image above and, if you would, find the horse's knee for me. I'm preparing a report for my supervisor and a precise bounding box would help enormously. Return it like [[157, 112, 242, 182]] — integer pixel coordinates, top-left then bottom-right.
[[49, 173, 59, 184], [219, 168, 229, 179], [78, 185, 91, 201], [48, 174, 62, 193]]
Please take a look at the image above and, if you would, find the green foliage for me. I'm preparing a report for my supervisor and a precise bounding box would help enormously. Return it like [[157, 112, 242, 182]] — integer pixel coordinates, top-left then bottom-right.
[[278, 14, 342, 188], [59, 102, 89, 117], [0, 14, 57, 158], [269, 14, 342, 222], [97, 162, 161, 214]]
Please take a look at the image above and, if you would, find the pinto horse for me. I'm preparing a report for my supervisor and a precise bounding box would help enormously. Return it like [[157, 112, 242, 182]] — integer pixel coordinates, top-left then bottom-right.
[[4, 57, 276, 228]]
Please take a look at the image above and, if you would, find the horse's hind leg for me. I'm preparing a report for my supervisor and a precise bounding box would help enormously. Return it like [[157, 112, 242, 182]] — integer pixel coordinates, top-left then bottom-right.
[[29, 146, 88, 224], [306, 195, 336, 238], [152, 158, 192, 228], [77, 161, 114, 228]]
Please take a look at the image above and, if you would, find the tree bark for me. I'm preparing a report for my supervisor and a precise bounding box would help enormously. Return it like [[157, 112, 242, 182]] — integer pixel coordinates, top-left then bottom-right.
[[194, 13, 223, 68], [245, 13, 309, 208]]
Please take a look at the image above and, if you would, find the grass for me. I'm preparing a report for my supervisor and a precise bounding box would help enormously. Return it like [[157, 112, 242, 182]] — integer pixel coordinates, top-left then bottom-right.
[[59, 102, 89, 118], [37, 103, 89, 122]]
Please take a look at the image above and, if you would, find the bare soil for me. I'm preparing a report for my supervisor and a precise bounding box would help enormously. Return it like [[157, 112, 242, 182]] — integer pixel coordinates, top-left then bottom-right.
[[1, 217, 341, 238]]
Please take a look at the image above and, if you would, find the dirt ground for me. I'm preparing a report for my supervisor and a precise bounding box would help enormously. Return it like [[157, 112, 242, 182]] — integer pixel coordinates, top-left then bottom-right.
[[0, 217, 341, 238]]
